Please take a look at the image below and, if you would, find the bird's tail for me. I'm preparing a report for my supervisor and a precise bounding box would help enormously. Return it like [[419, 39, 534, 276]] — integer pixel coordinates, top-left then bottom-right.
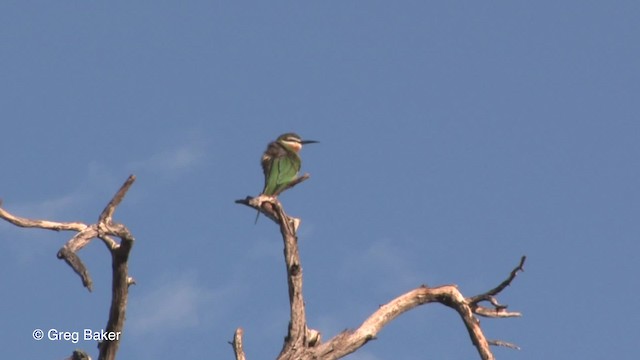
[[254, 208, 261, 224]]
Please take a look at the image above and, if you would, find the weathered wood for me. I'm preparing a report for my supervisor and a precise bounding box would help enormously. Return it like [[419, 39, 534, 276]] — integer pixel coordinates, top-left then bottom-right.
[[230, 328, 246, 360], [236, 193, 526, 360], [0, 175, 137, 360]]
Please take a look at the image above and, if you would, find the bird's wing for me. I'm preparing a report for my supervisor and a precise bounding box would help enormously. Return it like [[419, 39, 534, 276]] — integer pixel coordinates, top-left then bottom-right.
[[261, 142, 281, 195], [270, 155, 299, 195], [261, 141, 301, 195], [261, 155, 273, 194]]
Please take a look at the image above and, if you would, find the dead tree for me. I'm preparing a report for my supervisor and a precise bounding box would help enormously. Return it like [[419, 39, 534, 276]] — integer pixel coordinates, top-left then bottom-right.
[[236, 175, 525, 360], [0, 175, 137, 360], [1, 172, 523, 359]]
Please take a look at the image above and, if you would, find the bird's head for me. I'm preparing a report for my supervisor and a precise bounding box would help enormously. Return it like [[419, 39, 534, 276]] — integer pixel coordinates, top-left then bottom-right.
[[276, 133, 319, 152]]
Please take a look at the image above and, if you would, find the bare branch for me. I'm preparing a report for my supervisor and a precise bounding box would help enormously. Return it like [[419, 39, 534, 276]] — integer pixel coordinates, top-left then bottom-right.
[[0, 203, 95, 290], [230, 328, 247, 360], [235, 196, 281, 224], [66, 349, 92, 360], [65, 226, 100, 252], [488, 339, 521, 350], [233, 185, 525, 360], [235, 174, 311, 224], [277, 173, 310, 195], [0, 200, 87, 232], [96, 176, 137, 360], [468, 256, 526, 306], [1, 175, 137, 360], [99, 175, 136, 224], [314, 285, 494, 360], [474, 306, 521, 318], [97, 234, 119, 251], [448, 290, 495, 360], [272, 200, 312, 359], [57, 247, 94, 291], [235, 191, 316, 360]]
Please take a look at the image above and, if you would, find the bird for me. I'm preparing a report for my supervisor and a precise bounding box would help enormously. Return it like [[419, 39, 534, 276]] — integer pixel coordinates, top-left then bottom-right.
[[256, 132, 318, 221], [261, 132, 318, 196]]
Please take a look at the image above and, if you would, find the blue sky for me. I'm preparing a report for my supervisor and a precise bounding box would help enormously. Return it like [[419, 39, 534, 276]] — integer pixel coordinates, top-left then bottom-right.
[[1, 1, 638, 359]]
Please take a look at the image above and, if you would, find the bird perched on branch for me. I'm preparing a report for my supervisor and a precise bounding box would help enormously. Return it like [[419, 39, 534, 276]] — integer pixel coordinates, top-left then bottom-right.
[[261, 132, 318, 196], [255, 133, 318, 222]]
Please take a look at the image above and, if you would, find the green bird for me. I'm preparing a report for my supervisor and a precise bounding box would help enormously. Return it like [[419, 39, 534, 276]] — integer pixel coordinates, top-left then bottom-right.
[[255, 133, 317, 222], [261, 132, 318, 196]]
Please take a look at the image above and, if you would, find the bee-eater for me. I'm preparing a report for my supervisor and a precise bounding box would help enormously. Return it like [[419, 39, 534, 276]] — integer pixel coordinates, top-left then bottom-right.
[[261, 132, 318, 196], [255, 133, 317, 223]]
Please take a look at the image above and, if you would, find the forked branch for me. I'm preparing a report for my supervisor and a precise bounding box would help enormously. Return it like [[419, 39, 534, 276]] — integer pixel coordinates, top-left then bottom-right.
[[235, 174, 310, 225], [0, 175, 137, 360], [236, 192, 526, 360], [314, 257, 526, 360], [236, 194, 316, 359]]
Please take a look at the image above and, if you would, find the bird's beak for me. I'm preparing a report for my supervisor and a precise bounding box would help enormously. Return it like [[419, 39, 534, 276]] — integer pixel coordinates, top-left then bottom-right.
[[301, 140, 319, 145]]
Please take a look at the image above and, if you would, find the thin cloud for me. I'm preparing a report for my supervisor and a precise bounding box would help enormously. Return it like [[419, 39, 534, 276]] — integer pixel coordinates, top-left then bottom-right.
[[341, 239, 421, 293], [10, 193, 82, 220], [127, 142, 206, 178], [3, 161, 117, 221]]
